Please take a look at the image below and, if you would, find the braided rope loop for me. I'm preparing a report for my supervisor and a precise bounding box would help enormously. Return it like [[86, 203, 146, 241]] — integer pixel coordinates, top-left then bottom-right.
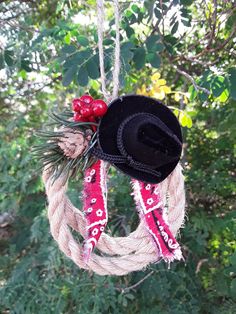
[[42, 164, 185, 276]]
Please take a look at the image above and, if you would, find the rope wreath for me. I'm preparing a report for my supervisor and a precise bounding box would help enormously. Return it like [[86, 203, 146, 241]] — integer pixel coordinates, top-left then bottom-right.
[[41, 0, 186, 276], [43, 163, 185, 276]]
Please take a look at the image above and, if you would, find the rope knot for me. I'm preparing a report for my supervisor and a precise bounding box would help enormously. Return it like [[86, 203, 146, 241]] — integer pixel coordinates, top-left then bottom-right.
[[58, 127, 92, 159]]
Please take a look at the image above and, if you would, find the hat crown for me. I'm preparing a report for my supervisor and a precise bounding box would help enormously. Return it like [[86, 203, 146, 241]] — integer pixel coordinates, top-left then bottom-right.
[[118, 113, 182, 169], [96, 95, 183, 183]]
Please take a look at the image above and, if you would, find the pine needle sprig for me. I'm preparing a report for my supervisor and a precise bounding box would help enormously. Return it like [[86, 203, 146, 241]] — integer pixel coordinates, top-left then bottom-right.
[[33, 110, 98, 182]]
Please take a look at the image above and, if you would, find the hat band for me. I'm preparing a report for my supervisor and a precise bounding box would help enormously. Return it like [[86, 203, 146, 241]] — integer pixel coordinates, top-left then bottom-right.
[[91, 147, 162, 178]]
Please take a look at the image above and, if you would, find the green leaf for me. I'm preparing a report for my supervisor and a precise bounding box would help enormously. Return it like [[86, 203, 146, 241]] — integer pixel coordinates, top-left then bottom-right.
[[19, 70, 27, 79], [80, 48, 93, 59], [131, 4, 139, 13], [21, 60, 32, 72], [121, 42, 135, 50], [133, 47, 146, 70], [121, 49, 133, 62], [228, 68, 236, 100], [121, 42, 134, 68], [103, 39, 114, 46], [77, 65, 89, 86], [86, 58, 99, 79], [211, 76, 227, 98], [77, 35, 89, 47], [182, 18, 191, 27], [121, 20, 128, 29], [125, 26, 135, 37], [229, 252, 236, 266], [179, 112, 188, 127], [216, 89, 229, 103], [64, 33, 71, 45], [171, 21, 179, 34], [4, 50, 14, 66], [146, 35, 160, 51], [62, 66, 77, 86], [170, 14, 177, 26], [93, 31, 98, 43], [109, 18, 115, 27], [0, 53, 5, 69], [137, 11, 144, 23], [186, 115, 193, 128], [63, 52, 84, 69], [155, 43, 165, 52], [56, 0, 65, 13], [230, 278, 236, 299], [61, 45, 76, 54], [146, 53, 161, 68], [154, 8, 162, 20], [199, 91, 209, 102], [188, 85, 197, 101], [144, 0, 155, 22], [125, 10, 133, 18], [177, 111, 193, 128], [62, 48, 92, 69], [180, 0, 193, 5]]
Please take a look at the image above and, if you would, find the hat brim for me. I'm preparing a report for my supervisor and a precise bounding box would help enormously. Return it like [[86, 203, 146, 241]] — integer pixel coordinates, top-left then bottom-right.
[[97, 95, 182, 183]]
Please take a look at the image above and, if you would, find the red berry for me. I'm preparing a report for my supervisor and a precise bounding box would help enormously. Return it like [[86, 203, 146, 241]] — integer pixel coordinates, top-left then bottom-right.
[[91, 99, 107, 117], [80, 106, 93, 118], [73, 112, 87, 122], [72, 99, 85, 112], [80, 95, 94, 104], [88, 116, 97, 132], [88, 116, 96, 122]]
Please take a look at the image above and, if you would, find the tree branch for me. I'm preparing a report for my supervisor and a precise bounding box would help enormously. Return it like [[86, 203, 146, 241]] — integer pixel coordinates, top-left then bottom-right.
[[172, 65, 211, 95]]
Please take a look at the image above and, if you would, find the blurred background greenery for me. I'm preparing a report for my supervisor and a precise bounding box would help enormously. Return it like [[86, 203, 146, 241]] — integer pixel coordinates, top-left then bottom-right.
[[0, 0, 236, 313]]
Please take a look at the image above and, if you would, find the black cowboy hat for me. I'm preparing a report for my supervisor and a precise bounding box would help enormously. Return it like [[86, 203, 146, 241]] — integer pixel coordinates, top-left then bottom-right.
[[91, 95, 182, 183]]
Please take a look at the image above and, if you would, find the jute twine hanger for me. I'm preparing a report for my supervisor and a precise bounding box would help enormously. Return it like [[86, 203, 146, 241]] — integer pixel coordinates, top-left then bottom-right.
[[42, 0, 186, 276]]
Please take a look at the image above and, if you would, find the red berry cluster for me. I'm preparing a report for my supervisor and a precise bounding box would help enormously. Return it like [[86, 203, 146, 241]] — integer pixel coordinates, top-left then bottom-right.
[[72, 95, 107, 128]]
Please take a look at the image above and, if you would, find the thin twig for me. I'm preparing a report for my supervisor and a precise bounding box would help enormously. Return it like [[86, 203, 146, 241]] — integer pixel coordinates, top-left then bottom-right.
[[116, 271, 154, 293], [172, 65, 211, 95], [196, 259, 208, 274]]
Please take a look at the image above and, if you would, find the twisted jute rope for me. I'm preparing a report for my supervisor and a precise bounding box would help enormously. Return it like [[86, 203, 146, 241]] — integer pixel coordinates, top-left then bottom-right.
[[43, 0, 186, 275], [43, 163, 185, 276]]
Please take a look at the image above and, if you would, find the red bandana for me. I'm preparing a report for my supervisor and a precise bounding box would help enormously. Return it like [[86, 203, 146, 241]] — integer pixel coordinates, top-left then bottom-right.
[[83, 160, 182, 263]]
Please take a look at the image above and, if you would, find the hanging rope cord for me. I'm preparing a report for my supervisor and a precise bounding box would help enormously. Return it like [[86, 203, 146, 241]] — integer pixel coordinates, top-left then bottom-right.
[[43, 0, 186, 276], [97, 0, 120, 101]]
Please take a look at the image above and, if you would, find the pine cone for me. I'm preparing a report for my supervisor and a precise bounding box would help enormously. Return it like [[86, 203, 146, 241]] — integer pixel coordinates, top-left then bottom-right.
[[58, 128, 92, 159]]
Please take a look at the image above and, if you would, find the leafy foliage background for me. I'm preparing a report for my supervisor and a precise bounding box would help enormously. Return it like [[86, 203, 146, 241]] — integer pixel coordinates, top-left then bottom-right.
[[0, 0, 236, 313]]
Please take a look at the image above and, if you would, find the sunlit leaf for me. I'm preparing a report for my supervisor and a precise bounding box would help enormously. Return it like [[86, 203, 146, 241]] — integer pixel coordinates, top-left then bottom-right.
[[131, 4, 139, 13], [64, 33, 71, 45]]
